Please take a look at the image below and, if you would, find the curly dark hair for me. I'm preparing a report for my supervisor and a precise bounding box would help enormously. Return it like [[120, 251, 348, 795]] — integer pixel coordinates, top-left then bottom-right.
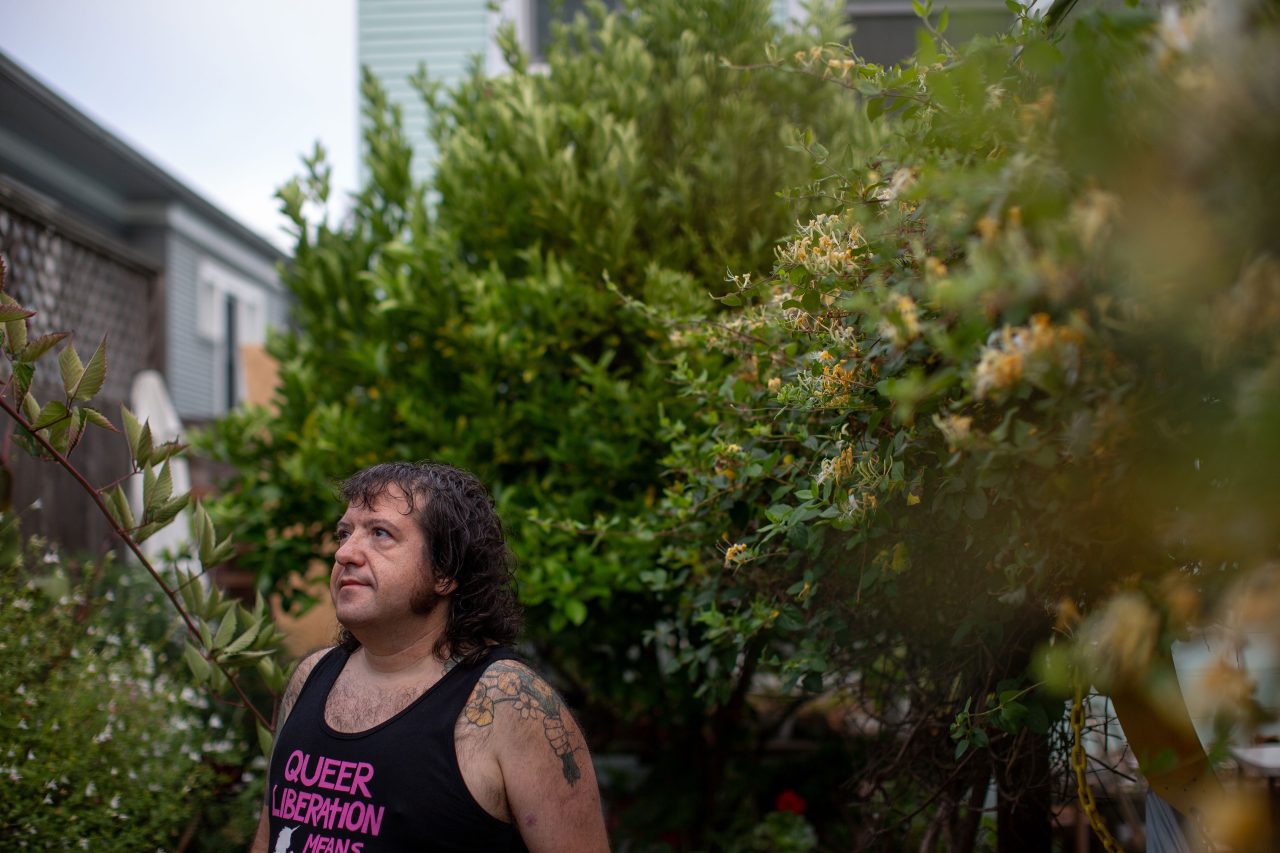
[[335, 461, 521, 664]]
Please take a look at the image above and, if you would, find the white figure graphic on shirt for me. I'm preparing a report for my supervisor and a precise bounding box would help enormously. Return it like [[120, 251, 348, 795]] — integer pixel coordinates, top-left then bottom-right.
[[273, 826, 300, 853]]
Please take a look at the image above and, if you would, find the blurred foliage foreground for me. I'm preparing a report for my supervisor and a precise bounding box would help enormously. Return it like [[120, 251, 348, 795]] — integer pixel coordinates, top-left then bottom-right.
[[6, 0, 1266, 848]]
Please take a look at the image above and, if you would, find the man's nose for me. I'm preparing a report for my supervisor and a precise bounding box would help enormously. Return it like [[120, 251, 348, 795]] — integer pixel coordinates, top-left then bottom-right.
[[334, 533, 366, 565]]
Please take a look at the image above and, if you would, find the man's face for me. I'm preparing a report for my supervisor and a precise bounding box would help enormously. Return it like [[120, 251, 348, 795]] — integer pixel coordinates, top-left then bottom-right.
[[331, 486, 444, 635]]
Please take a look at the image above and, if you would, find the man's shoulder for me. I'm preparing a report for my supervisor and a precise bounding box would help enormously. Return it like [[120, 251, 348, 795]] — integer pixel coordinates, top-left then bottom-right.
[[278, 646, 339, 723], [294, 645, 339, 686], [462, 657, 563, 728]]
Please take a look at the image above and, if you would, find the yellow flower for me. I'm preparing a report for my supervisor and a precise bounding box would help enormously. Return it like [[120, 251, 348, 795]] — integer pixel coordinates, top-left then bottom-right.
[[723, 543, 748, 567], [767, 377, 782, 393]]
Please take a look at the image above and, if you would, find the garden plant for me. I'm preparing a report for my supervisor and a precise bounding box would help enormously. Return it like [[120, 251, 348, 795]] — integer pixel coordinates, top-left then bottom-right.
[[2, 0, 1277, 849]]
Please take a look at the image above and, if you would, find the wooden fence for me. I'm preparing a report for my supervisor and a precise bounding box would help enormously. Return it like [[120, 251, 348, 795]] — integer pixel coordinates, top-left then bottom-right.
[[1, 179, 164, 555]]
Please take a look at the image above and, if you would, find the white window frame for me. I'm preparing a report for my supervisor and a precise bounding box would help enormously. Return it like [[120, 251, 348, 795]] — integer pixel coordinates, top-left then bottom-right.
[[196, 258, 267, 412]]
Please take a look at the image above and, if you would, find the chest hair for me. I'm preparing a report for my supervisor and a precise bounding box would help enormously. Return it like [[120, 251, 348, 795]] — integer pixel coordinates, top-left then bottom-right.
[[324, 675, 430, 733]]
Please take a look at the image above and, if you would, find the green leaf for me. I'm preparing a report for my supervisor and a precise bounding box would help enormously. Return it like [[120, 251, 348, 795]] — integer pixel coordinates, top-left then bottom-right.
[[11, 361, 34, 408], [20, 332, 68, 362], [147, 461, 174, 514], [142, 463, 157, 513], [184, 641, 212, 684], [150, 493, 189, 528], [177, 570, 201, 613], [866, 96, 886, 122], [58, 343, 84, 398], [135, 422, 153, 468], [148, 441, 187, 465], [20, 391, 39, 423], [133, 521, 164, 542], [67, 408, 88, 453], [937, 7, 949, 32], [801, 288, 822, 314], [71, 336, 107, 401], [564, 599, 588, 625], [954, 738, 969, 759], [107, 485, 136, 530], [221, 619, 263, 657], [30, 400, 70, 431], [213, 608, 238, 651], [122, 405, 142, 461], [81, 407, 118, 432], [257, 722, 275, 760], [210, 538, 236, 566]]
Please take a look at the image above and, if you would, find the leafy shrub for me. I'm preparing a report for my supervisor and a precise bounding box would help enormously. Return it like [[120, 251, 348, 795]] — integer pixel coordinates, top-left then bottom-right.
[[650, 0, 1280, 842], [0, 515, 259, 849], [202, 0, 857, 725]]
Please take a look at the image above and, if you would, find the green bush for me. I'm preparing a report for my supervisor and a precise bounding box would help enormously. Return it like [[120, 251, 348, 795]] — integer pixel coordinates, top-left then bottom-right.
[[0, 516, 259, 849], [203, 0, 856, 723], [650, 0, 1280, 842]]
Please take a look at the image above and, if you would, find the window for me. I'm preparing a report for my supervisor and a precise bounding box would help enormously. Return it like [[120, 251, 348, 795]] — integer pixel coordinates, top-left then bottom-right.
[[196, 259, 266, 412]]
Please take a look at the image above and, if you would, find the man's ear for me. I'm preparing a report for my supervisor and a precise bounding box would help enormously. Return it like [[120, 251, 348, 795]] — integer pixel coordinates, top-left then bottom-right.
[[435, 575, 458, 596]]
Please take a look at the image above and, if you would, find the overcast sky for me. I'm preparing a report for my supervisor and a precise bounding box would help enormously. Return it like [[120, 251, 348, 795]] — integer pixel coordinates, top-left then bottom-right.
[[0, 0, 360, 250]]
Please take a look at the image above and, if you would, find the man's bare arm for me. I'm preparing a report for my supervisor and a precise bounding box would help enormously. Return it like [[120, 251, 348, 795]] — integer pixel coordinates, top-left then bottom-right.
[[248, 648, 330, 853], [461, 660, 609, 852]]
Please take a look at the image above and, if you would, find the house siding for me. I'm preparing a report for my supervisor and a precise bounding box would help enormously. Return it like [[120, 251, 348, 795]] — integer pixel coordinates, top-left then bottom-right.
[[162, 213, 287, 421], [165, 231, 215, 418], [358, 0, 490, 187]]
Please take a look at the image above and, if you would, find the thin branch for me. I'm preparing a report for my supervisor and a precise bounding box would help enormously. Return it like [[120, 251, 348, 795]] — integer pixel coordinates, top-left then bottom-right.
[[0, 394, 271, 730]]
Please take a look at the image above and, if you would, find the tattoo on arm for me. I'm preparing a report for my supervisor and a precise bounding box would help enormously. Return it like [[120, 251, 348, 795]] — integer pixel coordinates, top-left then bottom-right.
[[463, 662, 582, 786]]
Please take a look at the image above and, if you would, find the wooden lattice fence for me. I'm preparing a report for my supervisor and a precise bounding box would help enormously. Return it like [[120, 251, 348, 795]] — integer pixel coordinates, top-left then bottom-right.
[[1, 180, 164, 555]]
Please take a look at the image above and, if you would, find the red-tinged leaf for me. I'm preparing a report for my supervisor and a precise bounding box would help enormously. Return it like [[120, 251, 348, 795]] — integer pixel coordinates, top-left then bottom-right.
[[2, 300, 27, 352], [66, 409, 89, 454], [81, 407, 118, 432], [0, 303, 34, 323], [20, 332, 68, 363]]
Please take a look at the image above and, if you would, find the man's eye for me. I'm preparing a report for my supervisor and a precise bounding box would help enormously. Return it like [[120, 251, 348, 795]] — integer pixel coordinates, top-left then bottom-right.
[[336, 530, 350, 543], [372, 527, 390, 538]]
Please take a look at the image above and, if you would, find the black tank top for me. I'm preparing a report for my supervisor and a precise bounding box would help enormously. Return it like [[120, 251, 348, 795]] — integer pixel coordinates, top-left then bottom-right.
[[266, 646, 529, 853]]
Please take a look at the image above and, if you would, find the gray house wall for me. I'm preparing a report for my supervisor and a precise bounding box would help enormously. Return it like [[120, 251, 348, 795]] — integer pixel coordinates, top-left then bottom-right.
[[0, 50, 288, 426]]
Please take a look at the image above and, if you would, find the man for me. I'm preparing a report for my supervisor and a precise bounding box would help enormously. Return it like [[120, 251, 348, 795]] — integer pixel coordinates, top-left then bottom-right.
[[251, 462, 610, 852]]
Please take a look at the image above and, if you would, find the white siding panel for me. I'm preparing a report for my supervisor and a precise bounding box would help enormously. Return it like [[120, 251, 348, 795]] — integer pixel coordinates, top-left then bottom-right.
[[165, 233, 219, 419], [359, 0, 491, 187]]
